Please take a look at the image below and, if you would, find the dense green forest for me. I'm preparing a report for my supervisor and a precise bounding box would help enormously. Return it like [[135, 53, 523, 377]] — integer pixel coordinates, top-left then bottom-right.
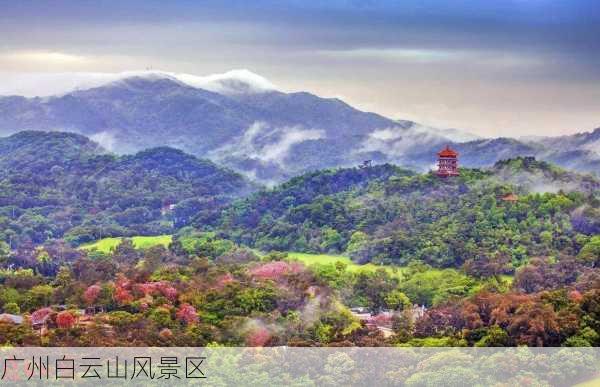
[[0, 132, 598, 347], [0, 131, 253, 247], [211, 158, 600, 271]]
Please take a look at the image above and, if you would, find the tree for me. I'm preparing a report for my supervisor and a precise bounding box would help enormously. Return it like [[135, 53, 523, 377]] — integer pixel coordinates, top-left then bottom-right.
[[474, 325, 510, 347], [346, 231, 368, 254], [385, 290, 411, 311], [114, 285, 133, 305], [149, 307, 173, 328], [578, 236, 600, 267], [513, 265, 545, 293], [246, 325, 271, 346], [35, 248, 51, 265], [3, 302, 20, 314], [83, 285, 101, 305], [354, 270, 398, 312], [26, 285, 54, 309], [56, 311, 75, 329], [0, 241, 10, 265], [176, 303, 199, 325]]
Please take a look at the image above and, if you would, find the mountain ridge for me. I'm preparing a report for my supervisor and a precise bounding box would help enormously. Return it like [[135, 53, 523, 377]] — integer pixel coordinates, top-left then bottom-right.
[[0, 73, 598, 182], [0, 131, 254, 247]]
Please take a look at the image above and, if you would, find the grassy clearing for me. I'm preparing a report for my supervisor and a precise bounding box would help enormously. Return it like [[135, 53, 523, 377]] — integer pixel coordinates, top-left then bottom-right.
[[80, 235, 172, 254], [287, 252, 408, 277], [285, 253, 510, 285], [574, 376, 600, 387]]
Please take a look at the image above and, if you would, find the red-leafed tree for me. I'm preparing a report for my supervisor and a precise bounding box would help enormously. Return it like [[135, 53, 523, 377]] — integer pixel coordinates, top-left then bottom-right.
[[83, 284, 102, 305], [249, 261, 302, 280], [246, 326, 271, 347], [158, 283, 178, 302], [114, 286, 134, 305], [134, 282, 178, 302], [176, 303, 198, 325], [56, 311, 76, 329], [214, 273, 234, 289]]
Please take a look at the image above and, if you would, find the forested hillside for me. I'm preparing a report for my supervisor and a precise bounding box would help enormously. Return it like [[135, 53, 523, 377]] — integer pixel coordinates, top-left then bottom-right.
[[2, 74, 598, 183], [212, 158, 600, 271], [0, 131, 254, 247], [0, 132, 598, 348]]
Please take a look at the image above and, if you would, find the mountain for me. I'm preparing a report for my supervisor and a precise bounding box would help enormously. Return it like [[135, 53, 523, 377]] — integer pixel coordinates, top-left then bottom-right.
[[0, 131, 253, 247], [0, 130, 106, 172], [0, 71, 598, 182], [210, 159, 600, 268], [526, 127, 600, 175], [491, 156, 600, 194]]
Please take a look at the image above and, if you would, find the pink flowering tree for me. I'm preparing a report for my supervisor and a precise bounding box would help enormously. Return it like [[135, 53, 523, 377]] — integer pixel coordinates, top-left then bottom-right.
[[246, 326, 271, 347], [83, 285, 101, 305], [214, 273, 234, 289], [176, 303, 199, 325], [249, 261, 303, 280], [134, 282, 178, 302], [157, 282, 178, 302]]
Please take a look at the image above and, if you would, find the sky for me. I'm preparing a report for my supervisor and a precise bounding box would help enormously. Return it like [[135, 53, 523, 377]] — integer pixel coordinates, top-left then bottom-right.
[[1, 0, 599, 138]]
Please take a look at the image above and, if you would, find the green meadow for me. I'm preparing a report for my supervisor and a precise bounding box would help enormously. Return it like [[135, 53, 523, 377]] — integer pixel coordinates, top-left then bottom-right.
[[80, 238, 512, 285], [80, 235, 172, 253], [287, 252, 408, 277]]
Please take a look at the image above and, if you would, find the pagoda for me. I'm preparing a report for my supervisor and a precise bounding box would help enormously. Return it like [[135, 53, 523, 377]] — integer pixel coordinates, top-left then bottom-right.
[[436, 145, 459, 177]]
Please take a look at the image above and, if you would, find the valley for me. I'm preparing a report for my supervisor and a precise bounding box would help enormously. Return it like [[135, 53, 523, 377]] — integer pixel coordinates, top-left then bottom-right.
[[0, 130, 595, 348]]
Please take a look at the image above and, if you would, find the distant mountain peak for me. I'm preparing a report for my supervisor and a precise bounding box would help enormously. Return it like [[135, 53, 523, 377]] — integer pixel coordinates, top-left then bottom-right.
[[177, 69, 277, 95], [0, 69, 277, 98], [491, 156, 600, 193]]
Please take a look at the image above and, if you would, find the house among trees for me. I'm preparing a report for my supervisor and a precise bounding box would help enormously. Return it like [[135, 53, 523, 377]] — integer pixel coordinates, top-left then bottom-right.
[[161, 202, 177, 216], [436, 145, 459, 177], [84, 306, 106, 317], [30, 307, 55, 333], [0, 313, 23, 325], [359, 160, 373, 169], [501, 193, 519, 202]]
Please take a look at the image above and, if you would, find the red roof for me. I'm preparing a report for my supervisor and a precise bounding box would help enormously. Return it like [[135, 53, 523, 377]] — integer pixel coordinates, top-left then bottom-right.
[[501, 193, 519, 202], [438, 145, 458, 157]]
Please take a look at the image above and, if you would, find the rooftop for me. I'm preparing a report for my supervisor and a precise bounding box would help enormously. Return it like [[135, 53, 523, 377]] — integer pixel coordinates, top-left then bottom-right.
[[437, 145, 459, 158]]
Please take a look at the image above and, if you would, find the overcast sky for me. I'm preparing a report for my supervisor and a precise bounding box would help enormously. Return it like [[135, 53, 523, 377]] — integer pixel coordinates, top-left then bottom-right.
[[1, 0, 599, 137]]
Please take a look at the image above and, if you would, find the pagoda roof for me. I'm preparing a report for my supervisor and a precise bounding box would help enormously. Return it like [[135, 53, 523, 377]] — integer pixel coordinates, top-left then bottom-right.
[[437, 145, 458, 157]]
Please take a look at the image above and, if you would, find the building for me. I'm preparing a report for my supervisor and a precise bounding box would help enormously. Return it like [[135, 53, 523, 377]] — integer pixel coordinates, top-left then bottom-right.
[[501, 193, 519, 202], [0, 313, 23, 325], [411, 304, 427, 320], [436, 145, 459, 177], [30, 307, 55, 334], [359, 160, 372, 169]]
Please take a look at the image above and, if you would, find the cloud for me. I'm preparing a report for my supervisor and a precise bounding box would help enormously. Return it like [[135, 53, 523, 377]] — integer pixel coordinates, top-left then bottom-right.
[[0, 69, 277, 97], [493, 166, 595, 194], [360, 124, 448, 158], [176, 69, 276, 94], [3, 51, 88, 65], [89, 131, 117, 151], [213, 121, 325, 165], [259, 127, 324, 162], [317, 48, 544, 69], [360, 123, 484, 161], [582, 139, 600, 155], [318, 48, 458, 63]]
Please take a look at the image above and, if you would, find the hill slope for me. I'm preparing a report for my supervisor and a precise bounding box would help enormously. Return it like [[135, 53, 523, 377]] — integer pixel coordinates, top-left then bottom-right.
[[0, 131, 253, 247], [211, 159, 600, 269], [1, 73, 599, 182]]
